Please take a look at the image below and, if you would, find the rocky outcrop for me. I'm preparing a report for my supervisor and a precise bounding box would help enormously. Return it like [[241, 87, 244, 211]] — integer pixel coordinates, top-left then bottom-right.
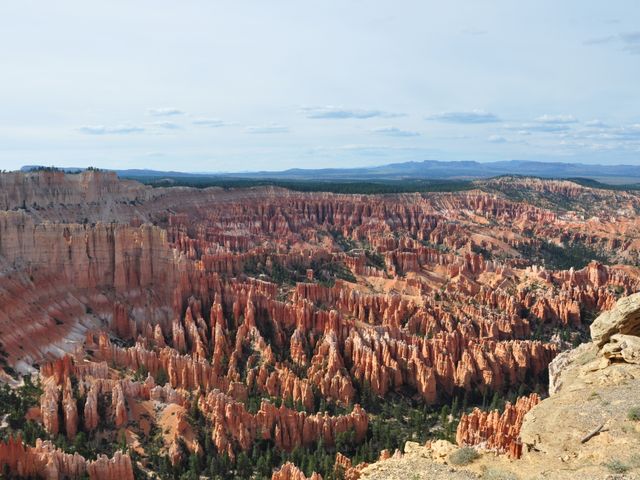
[[271, 462, 323, 480], [62, 377, 79, 440], [0, 437, 134, 480], [84, 383, 99, 432], [112, 383, 128, 428], [199, 391, 368, 457], [456, 393, 540, 458], [590, 292, 640, 347], [0, 170, 146, 210], [40, 380, 60, 437], [334, 452, 368, 480], [86, 450, 135, 480], [0, 214, 176, 293], [601, 333, 640, 364], [352, 441, 478, 480]]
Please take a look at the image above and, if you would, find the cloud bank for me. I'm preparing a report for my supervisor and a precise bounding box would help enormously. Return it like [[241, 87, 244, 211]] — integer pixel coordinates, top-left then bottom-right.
[[427, 110, 500, 124], [78, 125, 144, 135]]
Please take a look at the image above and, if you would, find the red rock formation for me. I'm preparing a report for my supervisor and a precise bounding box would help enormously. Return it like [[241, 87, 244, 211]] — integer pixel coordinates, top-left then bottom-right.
[[199, 391, 368, 457], [3, 171, 640, 476], [272, 462, 323, 480], [0, 436, 134, 480], [248, 364, 315, 412], [456, 393, 540, 458], [112, 383, 128, 428], [40, 380, 60, 437], [0, 170, 147, 210], [334, 452, 367, 480], [84, 383, 99, 432], [62, 377, 78, 440], [0, 214, 175, 293], [87, 450, 135, 480]]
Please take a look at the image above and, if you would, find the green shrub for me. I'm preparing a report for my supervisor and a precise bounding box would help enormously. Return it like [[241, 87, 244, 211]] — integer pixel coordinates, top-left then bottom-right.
[[628, 406, 640, 421], [604, 459, 629, 474], [449, 447, 480, 466]]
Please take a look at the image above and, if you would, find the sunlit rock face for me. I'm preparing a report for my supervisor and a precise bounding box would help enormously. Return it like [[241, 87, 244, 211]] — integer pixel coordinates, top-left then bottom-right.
[[271, 462, 323, 480], [0, 169, 147, 211], [456, 393, 540, 458], [2, 171, 640, 477], [0, 436, 135, 480]]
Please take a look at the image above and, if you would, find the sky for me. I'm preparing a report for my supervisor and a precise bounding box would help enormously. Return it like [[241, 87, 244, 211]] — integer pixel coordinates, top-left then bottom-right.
[[0, 0, 639, 172]]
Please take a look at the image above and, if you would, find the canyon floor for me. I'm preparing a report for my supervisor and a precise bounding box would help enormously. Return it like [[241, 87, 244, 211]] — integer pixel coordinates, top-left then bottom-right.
[[0, 171, 640, 479]]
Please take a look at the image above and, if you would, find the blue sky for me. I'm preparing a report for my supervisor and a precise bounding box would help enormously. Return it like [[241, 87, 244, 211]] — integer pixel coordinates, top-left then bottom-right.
[[0, 0, 639, 172]]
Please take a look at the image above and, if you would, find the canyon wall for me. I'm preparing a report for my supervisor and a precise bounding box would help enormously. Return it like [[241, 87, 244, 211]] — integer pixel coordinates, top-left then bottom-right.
[[0, 170, 146, 210]]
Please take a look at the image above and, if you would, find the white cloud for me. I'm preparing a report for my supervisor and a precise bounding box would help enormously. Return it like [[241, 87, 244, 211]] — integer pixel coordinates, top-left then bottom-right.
[[148, 108, 184, 116], [371, 126, 420, 137], [506, 120, 573, 134], [192, 118, 235, 127], [302, 106, 402, 119], [427, 110, 500, 123], [535, 114, 578, 124], [78, 125, 144, 135]]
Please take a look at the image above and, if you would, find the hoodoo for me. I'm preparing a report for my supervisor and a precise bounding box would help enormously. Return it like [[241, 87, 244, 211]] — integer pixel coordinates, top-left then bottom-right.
[[1, 171, 640, 478]]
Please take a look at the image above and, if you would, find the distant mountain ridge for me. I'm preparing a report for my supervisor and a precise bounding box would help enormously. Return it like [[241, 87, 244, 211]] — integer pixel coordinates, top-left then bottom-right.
[[20, 159, 640, 183]]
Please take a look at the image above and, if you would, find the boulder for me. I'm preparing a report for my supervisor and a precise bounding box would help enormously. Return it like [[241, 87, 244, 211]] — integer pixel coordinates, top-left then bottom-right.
[[590, 292, 640, 347], [601, 334, 640, 364]]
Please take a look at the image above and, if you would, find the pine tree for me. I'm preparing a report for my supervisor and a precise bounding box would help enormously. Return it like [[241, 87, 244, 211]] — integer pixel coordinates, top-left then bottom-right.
[[451, 395, 459, 417], [489, 391, 500, 411]]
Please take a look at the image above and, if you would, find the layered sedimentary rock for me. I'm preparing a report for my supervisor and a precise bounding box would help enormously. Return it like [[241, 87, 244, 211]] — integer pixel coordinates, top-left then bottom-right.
[[456, 393, 540, 458], [0, 169, 146, 210], [0, 213, 176, 292]]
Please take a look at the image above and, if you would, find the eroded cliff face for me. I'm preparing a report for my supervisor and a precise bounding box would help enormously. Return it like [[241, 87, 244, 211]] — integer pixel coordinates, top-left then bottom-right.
[[0, 214, 177, 369], [2, 171, 640, 478], [0, 170, 147, 210], [0, 212, 176, 291]]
